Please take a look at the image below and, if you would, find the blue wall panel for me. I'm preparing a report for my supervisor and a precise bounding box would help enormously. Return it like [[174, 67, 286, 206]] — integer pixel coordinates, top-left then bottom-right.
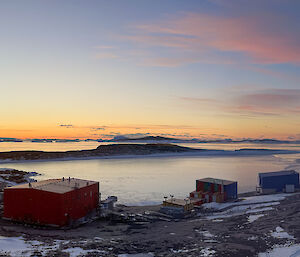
[[259, 173, 299, 192], [224, 182, 238, 199]]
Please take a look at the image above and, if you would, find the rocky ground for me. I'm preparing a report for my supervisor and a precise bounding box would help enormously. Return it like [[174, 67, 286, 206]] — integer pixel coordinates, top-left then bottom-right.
[[0, 194, 299, 256], [0, 168, 38, 189]]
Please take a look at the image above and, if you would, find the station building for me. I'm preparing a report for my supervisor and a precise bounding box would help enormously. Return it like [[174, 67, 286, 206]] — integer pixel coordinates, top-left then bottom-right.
[[258, 170, 299, 194], [3, 177, 99, 227]]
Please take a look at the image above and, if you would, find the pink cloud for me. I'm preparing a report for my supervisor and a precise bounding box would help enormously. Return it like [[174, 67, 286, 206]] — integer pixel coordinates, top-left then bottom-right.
[[141, 57, 199, 67], [95, 52, 119, 59], [233, 89, 300, 115], [180, 89, 300, 116], [126, 12, 300, 65], [179, 97, 219, 104]]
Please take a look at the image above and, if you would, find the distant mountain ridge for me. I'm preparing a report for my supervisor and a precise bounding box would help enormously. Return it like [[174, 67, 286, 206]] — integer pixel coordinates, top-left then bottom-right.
[[110, 136, 190, 142], [109, 136, 300, 144], [1, 136, 300, 144]]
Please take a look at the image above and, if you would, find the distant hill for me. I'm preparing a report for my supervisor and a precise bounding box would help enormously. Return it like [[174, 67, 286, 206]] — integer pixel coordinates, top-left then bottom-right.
[[0, 143, 197, 161], [111, 136, 185, 142], [0, 143, 298, 162]]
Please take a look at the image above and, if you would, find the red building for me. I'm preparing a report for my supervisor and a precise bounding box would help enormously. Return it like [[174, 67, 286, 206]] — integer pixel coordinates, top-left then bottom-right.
[[3, 178, 99, 227]]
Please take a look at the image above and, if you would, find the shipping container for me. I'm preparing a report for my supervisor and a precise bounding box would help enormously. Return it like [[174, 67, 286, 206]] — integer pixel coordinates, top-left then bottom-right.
[[195, 177, 238, 200], [213, 192, 225, 203], [196, 180, 204, 192], [204, 182, 209, 192], [214, 183, 219, 193], [212, 193, 217, 202], [211, 192, 224, 203], [223, 182, 238, 200], [191, 199, 204, 206], [210, 183, 214, 193], [191, 177, 237, 205]]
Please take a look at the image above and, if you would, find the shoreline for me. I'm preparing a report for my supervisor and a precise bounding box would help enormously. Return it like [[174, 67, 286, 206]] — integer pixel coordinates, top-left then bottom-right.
[[0, 148, 298, 164]]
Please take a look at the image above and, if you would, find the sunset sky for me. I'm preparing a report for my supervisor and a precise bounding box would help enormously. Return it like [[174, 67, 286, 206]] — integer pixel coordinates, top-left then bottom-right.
[[1, 0, 300, 140]]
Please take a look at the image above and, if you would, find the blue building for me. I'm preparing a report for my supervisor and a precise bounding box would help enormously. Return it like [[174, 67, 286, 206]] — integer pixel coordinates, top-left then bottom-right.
[[258, 170, 299, 193]]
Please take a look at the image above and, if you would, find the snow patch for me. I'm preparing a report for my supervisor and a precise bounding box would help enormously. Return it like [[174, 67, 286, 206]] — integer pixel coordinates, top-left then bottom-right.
[[171, 247, 215, 256], [0, 236, 32, 256], [258, 243, 300, 257], [205, 205, 274, 220], [200, 247, 216, 256], [195, 230, 214, 238], [62, 247, 106, 257], [0, 236, 61, 257], [118, 253, 154, 257], [212, 219, 223, 222], [202, 194, 289, 211], [198, 194, 289, 220], [271, 226, 295, 240], [248, 214, 264, 223]]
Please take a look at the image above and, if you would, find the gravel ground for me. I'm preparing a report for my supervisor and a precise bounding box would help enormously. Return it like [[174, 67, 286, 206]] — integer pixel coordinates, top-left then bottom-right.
[[0, 193, 300, 256]]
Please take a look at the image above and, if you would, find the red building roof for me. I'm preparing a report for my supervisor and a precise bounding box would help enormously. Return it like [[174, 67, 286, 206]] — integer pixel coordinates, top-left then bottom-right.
[[6, 178, 98, 194]]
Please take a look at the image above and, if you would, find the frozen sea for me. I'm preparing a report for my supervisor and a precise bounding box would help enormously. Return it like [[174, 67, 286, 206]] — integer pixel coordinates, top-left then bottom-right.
[[0, 141, 300, 205]]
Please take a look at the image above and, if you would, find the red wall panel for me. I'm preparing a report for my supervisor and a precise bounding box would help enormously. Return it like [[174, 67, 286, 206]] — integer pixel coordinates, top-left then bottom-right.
[[3, 182, 99, 227]]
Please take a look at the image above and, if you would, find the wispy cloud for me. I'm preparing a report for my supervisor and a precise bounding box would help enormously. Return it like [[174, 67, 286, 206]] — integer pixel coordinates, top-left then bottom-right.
[[90, 126, 106, 131], [101, 10, 300, 67], [94, 45, 116, 49], [180, 89, 300, 116], [130, 13, 300, 64], [233, 89, 300, 115], [237, 89, 300, 107], [95, 52, 119, 59], [179, 97, 219, 104], [59, 124, 74, 128], [141, 57, 199, 67]]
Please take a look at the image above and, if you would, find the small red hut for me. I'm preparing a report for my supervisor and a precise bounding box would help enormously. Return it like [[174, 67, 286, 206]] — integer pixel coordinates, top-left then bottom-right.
[[3, 177, 99, 227]]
